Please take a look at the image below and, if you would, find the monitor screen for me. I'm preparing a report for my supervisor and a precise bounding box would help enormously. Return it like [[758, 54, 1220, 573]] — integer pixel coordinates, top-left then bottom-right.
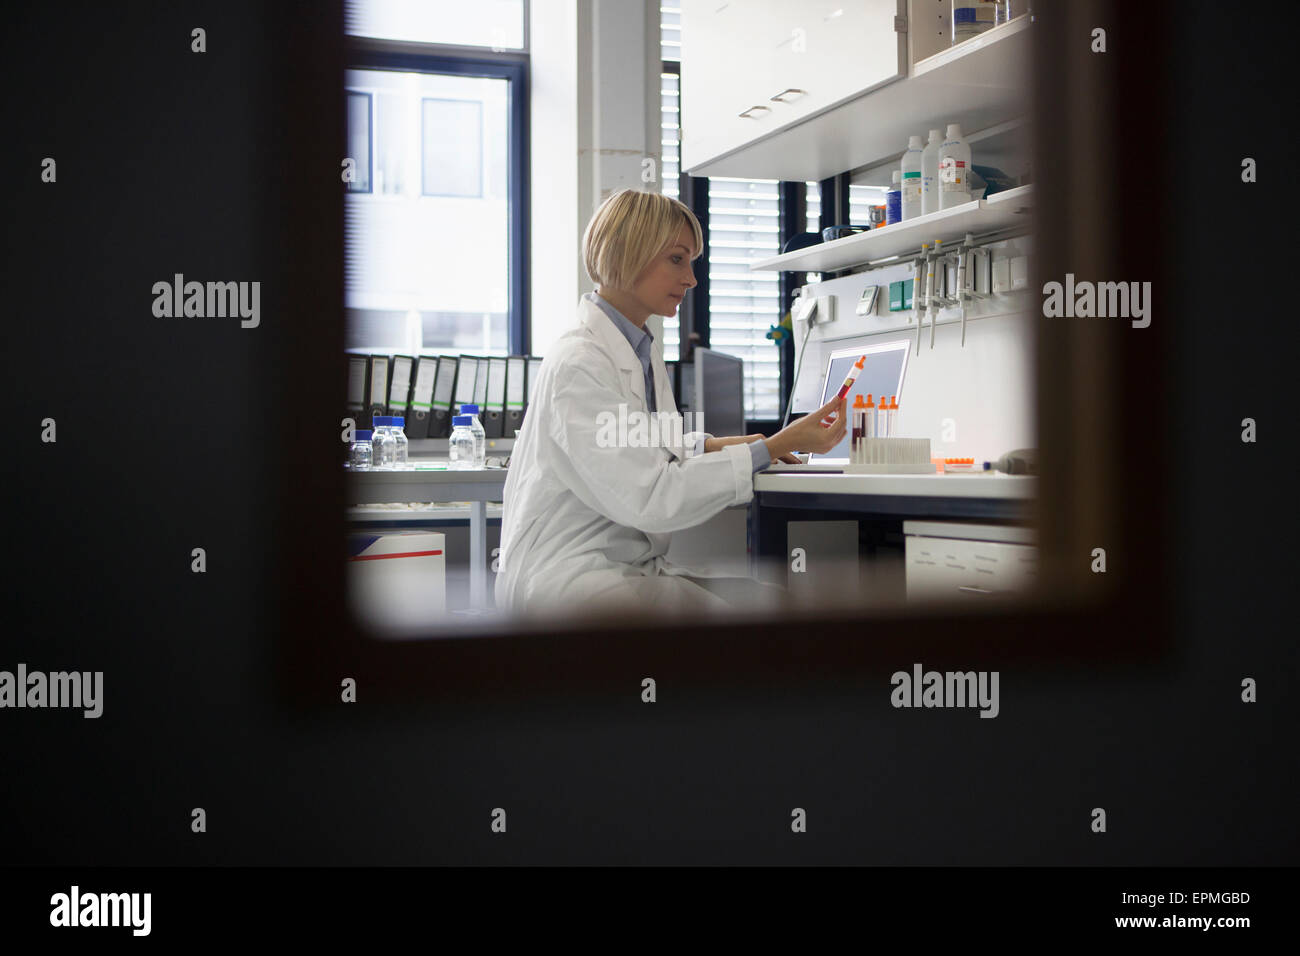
[[813, 340, 909, 462], [694, 349, 745, 438]]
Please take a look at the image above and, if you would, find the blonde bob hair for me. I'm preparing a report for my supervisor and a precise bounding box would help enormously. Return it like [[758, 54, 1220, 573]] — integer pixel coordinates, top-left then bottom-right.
[[582, 188, 703, 290]]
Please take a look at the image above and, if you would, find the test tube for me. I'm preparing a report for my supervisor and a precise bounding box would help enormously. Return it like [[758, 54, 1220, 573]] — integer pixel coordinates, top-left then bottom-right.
[[851, 394, 869, 463], [824, 354, 865, 425], [887, 395, 898, 436]]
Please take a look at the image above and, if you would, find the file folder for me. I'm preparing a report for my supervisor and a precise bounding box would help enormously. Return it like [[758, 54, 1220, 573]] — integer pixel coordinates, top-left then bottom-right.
[[504, 356, 526, 437], [454, 356, 480, 419], [472, 356, 490, 411], [483, 356, 507, 438], [408, 356, 438, 439], [429, 355, 457, 438], [388, 354, 414, 424], [367, 354, 389, 428], [346, 354, 368, 428]]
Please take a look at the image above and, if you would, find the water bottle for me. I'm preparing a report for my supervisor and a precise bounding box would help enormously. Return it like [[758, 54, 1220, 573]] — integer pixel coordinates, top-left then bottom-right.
[[391, 416, 409, 469], [350, 429, 373, 470], [459, 403, 487, 466], [449, 416, 476, 470], [371, 416, 396, 470]]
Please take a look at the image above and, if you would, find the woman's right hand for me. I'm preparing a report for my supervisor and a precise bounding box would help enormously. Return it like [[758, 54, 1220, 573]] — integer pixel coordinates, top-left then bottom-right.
[[765, 395, 848, 459]]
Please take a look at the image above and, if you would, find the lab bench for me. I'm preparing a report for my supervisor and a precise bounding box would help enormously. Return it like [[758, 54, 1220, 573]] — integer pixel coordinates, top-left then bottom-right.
[[346, 466, 506, 609], [747, 472, 1036, 592]]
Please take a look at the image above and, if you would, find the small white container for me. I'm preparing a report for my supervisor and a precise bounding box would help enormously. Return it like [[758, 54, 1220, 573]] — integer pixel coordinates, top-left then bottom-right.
[[901, 135, 925, 221], [938, 123, 972, 210], [921, 128, 943, 216]]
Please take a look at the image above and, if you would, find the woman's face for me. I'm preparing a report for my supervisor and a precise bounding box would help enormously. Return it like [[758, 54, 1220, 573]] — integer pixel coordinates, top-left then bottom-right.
[[628, 223, 699, 317]]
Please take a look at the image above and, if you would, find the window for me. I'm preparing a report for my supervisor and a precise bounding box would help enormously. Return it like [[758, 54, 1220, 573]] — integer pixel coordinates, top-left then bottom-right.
[[659, 67, 681, 361], [343, 0, 527, 357], [708, 179, 782, 420], [805, 180, 822, 284]]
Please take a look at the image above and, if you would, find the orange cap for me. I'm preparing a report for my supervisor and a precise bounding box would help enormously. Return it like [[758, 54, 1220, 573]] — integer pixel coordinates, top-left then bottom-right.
[[865, 393, 874, 406], [853, 355, 866, 369], [852, 394, 867, 408]]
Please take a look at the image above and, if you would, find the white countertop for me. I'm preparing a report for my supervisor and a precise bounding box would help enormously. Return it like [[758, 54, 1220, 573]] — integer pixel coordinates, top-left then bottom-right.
[[754, 472, 1036, 499]]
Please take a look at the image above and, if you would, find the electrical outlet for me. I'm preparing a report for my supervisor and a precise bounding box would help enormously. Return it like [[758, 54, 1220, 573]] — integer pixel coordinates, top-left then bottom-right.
[[816, 295, 836, 323], [991, 255, 1011, 293], [1009, 255, 1029, 290]]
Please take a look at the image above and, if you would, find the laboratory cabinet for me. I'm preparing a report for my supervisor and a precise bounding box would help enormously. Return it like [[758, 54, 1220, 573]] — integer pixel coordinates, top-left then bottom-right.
[[680, 0, 905, 175], [680, 0, 1030, 182], [903, 521, 1036, 601]]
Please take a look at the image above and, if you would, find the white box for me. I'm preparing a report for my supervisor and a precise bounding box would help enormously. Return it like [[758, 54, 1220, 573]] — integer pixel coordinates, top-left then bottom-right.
[[347, 531, 447, 637]]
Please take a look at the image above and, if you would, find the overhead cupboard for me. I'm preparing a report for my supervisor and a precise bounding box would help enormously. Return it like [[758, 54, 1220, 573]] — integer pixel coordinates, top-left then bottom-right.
[[680, 0, 1031, 183]]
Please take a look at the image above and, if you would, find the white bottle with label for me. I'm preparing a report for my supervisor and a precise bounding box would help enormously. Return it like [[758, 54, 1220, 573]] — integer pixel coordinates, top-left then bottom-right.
[[938, 123, 972, 210], [900, 135, 924, 221], [921, 128, 943, 216]]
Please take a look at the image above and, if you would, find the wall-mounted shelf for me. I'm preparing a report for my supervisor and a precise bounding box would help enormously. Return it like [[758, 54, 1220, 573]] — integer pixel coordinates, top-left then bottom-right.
[[749, 185, 1032, 273], [688, 13, 1030, 182]]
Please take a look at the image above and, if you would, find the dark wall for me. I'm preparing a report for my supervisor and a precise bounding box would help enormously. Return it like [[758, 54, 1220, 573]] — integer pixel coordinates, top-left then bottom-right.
[[1, 1, 1295, 866]]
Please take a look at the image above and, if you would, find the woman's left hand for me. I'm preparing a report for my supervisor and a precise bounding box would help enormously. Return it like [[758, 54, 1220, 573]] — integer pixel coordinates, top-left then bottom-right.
[[704, 433, 800, 463]]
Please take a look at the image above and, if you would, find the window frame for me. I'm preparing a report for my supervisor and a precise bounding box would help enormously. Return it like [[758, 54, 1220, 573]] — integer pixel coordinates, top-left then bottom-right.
[[346, 42, 530, 354]]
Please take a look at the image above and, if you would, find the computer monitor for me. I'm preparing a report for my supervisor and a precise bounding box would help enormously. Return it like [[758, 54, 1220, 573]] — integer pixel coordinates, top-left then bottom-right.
[[809, 340, 910, 463], [693, 348, 745, 438]]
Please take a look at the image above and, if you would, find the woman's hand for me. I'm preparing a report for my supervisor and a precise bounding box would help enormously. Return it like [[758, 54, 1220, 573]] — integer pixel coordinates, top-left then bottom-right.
[[764, 396, 848, 460]]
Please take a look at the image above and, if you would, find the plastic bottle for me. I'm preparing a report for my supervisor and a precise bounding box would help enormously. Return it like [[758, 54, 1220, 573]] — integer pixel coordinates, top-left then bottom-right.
[[449, 416, 476, 470], [350, 430, 373, 470], [901, 135, 924, 221], [391, 416, 409, 469], [459, 403, 487, 466], [938, 123, 972, 209], [921, 128, 943, 216], [371, 416, 396, 470], [887, 396, 899, 436], [885, 171, 902, 225]]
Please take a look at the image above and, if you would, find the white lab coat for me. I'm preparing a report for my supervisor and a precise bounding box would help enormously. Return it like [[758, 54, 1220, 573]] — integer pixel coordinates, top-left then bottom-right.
[[495, 295, 757, 614]]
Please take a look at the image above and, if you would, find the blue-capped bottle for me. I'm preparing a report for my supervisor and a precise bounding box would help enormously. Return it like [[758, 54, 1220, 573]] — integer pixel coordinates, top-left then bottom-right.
[[371, 416, 396, 470], [350, 429, 373, 470], [449, 415, 476, 470], [391, 416, 410, 469], [458, 403, 487, 467]]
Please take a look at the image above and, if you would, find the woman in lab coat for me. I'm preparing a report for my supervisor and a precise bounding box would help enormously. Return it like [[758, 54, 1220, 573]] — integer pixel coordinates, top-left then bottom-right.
[[496, 188, 846, 615]]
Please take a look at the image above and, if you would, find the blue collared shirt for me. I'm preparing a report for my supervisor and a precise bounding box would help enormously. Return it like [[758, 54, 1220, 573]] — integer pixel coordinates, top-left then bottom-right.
[[588, 292, 771, 473]]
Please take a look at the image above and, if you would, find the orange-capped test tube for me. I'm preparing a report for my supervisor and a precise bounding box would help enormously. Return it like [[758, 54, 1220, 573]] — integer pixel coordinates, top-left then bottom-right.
[[822, 355, 865, 424], [835, 355, 866, 400]]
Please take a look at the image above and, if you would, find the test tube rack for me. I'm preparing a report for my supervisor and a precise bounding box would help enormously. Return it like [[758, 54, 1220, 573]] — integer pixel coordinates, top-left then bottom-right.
[[844, 437, 934, 474]]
